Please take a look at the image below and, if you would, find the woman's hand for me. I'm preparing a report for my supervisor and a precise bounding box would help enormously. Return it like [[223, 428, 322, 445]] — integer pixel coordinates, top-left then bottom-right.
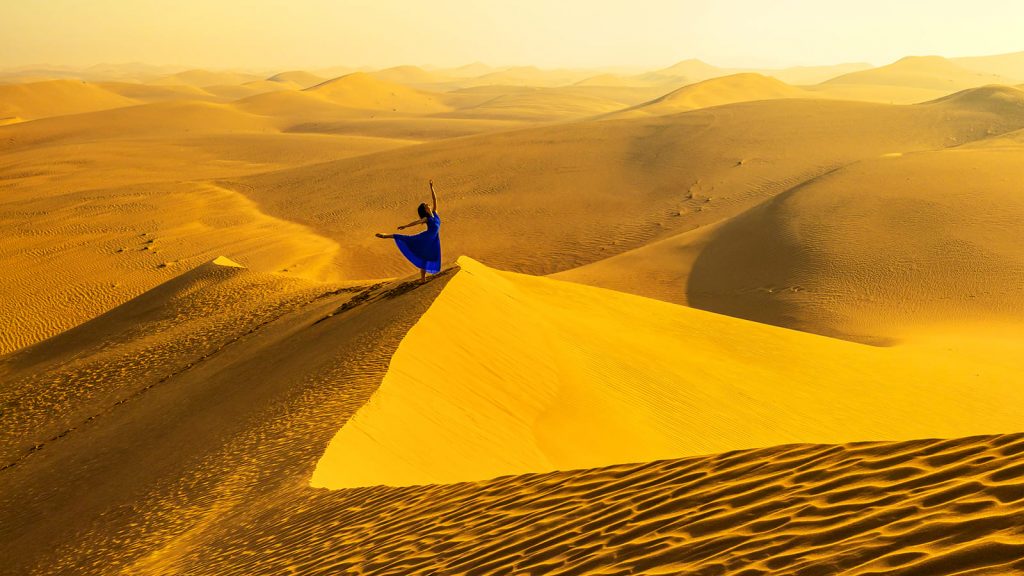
[[397, 225, 405, 230]]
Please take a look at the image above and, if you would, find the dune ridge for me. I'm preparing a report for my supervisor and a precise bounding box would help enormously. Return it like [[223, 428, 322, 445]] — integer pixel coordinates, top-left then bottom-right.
[[609, 73, 810, 117], [3, 253, 1022, 574], [0, 79, 138, 120], [0, 261, 458, 575], [313, 257, 1024, 488]]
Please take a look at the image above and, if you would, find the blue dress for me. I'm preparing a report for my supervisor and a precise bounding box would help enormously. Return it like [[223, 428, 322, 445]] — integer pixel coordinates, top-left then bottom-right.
[[393, 212, 441, 273]]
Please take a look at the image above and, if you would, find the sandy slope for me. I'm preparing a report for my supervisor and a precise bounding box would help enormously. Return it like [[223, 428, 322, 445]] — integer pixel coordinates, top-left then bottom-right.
[[265, 70, 325, 88], [824, 56, 1015, 91], [369, 65, 453, 88], [559, 87, 1024, 343], [94, 81, 221, 102], [147, 69, 264, 87], [313, 257, 1024, 488], [1, 59, 1024, 575], [954, 50, 1024, 81], [757, 62, 873, 84], [303, 72, 451, 113], [2, 258, 1023, 574], [609, 73, 811, 117], [192, 434, 1024, 576], [0, 79, 138, 121], [799, 56, 1023, 104], [227, 96, 1024, 282], [0, 261, 456, 575], [444, 87, 631, 120], [234, 72, 456, 122], [0, 97, 422, 353]]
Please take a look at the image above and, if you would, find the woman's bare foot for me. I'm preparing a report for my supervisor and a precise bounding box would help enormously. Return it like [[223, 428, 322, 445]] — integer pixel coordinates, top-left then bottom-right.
[[375, 233, 392, 239]]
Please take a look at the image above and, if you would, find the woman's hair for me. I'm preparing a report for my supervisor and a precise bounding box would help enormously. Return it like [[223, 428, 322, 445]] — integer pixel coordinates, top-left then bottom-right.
[[417, 202, 431, 219]]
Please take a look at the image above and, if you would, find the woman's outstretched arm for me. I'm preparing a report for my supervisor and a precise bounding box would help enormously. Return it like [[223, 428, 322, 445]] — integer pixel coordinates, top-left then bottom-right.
[[398, 217, 427, 230], [430, 179, 437, 213]]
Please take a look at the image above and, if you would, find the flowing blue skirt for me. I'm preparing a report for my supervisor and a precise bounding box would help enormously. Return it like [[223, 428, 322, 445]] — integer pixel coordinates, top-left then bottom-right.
[[393, 215, 441, 273]]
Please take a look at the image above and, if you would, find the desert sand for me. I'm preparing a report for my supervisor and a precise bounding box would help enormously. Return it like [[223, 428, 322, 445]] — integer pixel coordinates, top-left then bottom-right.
[[2, 51, 1024, 574]]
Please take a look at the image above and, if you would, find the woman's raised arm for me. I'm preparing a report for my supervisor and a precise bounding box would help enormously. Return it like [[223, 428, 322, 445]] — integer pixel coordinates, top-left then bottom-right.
[[398, 217, 427, 230], [429, 179, 438, 213]]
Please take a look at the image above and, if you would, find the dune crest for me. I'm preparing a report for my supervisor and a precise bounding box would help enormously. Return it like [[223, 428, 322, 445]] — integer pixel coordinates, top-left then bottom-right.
[[611, 73, 810, 117]]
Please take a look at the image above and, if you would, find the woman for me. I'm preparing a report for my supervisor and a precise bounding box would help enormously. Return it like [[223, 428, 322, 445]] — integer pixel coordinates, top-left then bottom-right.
[[376, 179, 441, 282]]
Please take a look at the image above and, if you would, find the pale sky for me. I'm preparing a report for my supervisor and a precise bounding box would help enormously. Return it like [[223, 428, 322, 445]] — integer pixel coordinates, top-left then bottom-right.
[[4, 0, 1024, 71]]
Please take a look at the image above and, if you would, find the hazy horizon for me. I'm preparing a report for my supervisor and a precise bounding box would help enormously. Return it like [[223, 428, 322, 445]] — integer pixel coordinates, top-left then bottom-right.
[[5, 0, 1024, 72]]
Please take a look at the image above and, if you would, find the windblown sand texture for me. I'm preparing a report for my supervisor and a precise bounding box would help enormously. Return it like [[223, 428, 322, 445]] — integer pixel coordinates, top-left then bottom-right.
[[2, 54, 1024, 574]]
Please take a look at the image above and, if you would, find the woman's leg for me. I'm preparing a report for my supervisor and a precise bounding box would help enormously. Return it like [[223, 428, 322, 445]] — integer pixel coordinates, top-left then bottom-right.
[[420, 268, 426, 283]]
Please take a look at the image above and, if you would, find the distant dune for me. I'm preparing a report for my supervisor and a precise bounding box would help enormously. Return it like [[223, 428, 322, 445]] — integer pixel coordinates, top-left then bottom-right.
[[756, 62, 873, 84], [147, 68, 264, 87], [94, 81, 219, 102], [265, 70, 326, 89], [0, 79, 137, 120], [634, 58, 726, 85], [456, 65, 594, 87], [824, 55, 1016, 91], [799, 56, 1024, 104], [610, 73, 810, 117], [226, 96, 1024, 284], [304, 72, 451, 113], [954, 50, 1024, 82], [446, 87, 629, 120], [560, 87, 1024, 343], [369, 65, 451, 87]]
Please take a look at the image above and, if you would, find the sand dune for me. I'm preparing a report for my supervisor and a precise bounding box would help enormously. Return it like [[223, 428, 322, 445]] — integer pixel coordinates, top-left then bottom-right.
[[0, 97, 421, 352], [435, 61, 495, 78], [954, 50, 1024, 81], [684, 135, 1024, 343], [303, 72, 451, 113], [313, 257, 1024, 487], [0, 259, 455, 574], [283, 116, 531, 141], [2, 255, 1023, 573], [233, 73, 456, 125], [1, 100, 277, 145], [801, 56, 1024, 104], [0, 179, 343, 354], [560, 87, 1024, 344], [824, 55, 1015, 91], [444, 87, 631, 120], [147, 69, 264, 87], [2, 52, 1024, 575], [94, 81, 220, 102], [0, 256, 320, 462], [265, 70, 325, 88], [199, 80, 295, 100], [573, 72, 637, 87], [610, 73, 811, 117], [226, 96, 1024, 281], [634, 58, 726, 85], [757, 62, 873, 84], [369, 65, 451, 87], [0, 79, 138, 120], [456, 65, 595, 88]]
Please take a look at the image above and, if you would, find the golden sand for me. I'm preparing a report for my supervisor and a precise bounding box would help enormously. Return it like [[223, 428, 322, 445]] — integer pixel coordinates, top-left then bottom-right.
[[2, 56, 1024, 574]]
